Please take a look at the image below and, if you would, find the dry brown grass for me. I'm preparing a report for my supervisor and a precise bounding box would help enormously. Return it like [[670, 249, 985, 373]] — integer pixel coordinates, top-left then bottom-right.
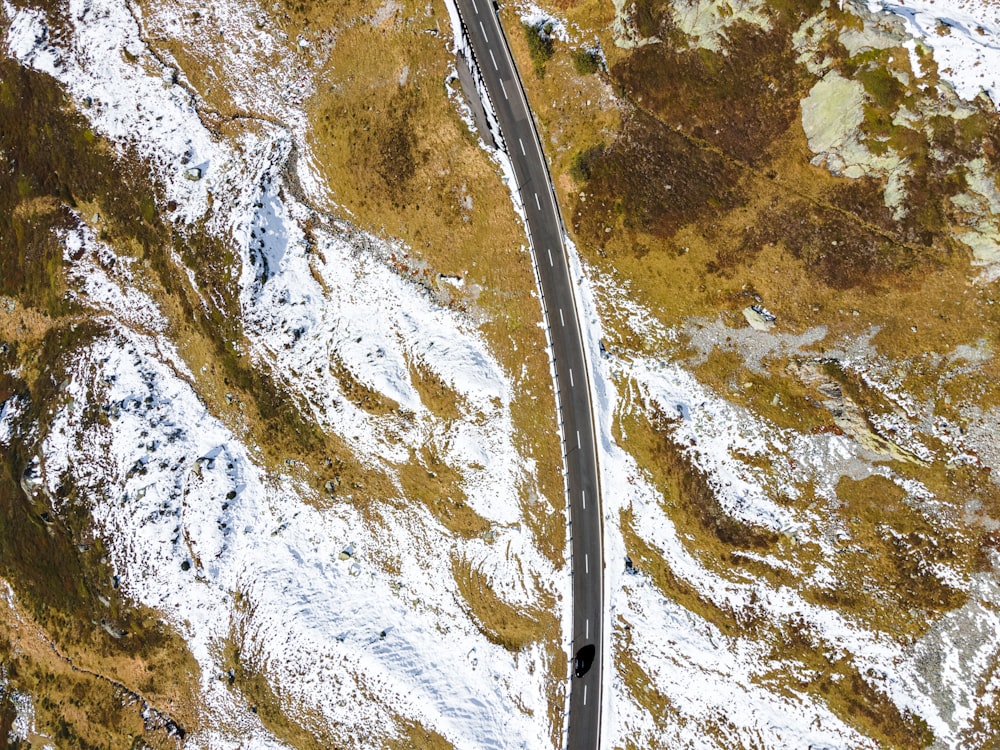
[[620, 508, 746, 635], [691, 347, 831, 434], [137, 0, 568, 554], [452, 555, 555, 651], [451, 552, 567, 747], [501, 0, 1000, 744], [611, 618, 680, 739], [757, 629, 934, 748], [807, 475, 972, 634], [140, 246, 397, 507], [220, 599, 361, 750], [621, 487, 937, 748], [0, 578, 196, 748], [612, 391, 962, 744], [397, 446, 490, 535], [509, 0, 999, 376], [4, 0, 613, 742], [619, 401, 781, 555], [390, 722, 456, 750], [410, 360, 464, 421]]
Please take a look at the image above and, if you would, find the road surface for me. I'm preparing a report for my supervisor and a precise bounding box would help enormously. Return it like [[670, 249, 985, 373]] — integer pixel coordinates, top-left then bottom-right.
[[448, 4, 604, 748]]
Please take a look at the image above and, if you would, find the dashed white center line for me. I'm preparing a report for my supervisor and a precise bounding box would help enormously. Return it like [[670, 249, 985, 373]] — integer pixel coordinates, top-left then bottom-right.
[[479, 20, 488, 41], [569, 368, 574, 388], [586, 618, 590, 639], [585, 552, 589, 574], [534, 192, 541, 211], [499, 79, 508, 99], [547, 248, 554, 267], [519, 138, 526, 155], [583, 684, 588, 705], [582, 489, 586, 509], [577, 430, 581, 449], [559, 308, 565, 326], [489, 48, 498, 70], [471, 0, 478, 12]]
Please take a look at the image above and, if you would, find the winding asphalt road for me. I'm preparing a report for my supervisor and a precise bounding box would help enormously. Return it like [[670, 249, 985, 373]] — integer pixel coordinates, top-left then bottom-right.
[[449, 4, 604, 748]]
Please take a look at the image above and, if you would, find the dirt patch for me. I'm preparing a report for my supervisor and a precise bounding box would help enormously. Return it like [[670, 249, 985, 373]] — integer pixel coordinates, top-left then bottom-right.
[[734, 198, 939, 290], [572, 107, 742, 247], [613, 2, 818, 163]]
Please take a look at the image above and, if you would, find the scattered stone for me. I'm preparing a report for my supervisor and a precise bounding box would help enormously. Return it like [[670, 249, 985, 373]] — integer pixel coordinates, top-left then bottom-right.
[[100, 618, 126, 639], [184, 167, 202, 181], [743, 304, 776, 331]]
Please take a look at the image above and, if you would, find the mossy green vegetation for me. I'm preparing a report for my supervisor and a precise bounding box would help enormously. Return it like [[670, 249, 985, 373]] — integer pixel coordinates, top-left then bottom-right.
[[523, 21, 556, 78], [569, 143, 604, 183], [571, 48, 601, 75]]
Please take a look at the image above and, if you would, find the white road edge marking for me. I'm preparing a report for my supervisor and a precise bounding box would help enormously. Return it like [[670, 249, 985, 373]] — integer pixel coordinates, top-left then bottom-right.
[[559, 308, 565, 326], [499, 79, 508, 99], [547, 248, 553, 267], [489, 48, 498, 70], [534, 192, 541, 211], [519, 138, 526, 155], [569, 368, 574, 388]]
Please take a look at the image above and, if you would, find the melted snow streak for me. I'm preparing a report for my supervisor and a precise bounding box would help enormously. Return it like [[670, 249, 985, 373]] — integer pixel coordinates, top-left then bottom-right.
[[868, 0, 1000, 104], [4, 0, 560, 745]]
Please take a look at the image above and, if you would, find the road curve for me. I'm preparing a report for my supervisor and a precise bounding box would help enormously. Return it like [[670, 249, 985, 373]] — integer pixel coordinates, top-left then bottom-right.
[[448, 4, 604, 748]]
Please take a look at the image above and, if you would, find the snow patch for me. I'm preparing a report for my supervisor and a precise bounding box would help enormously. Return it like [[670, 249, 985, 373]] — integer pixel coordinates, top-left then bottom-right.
[[869, 0, 1000, 105]]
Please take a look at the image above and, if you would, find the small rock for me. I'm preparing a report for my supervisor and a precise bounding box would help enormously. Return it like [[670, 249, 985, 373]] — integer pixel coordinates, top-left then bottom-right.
[[743, 305, 776, 331]]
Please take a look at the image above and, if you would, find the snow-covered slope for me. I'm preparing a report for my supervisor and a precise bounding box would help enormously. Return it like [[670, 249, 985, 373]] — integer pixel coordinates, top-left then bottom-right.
[[2, 0, 563, 744]]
